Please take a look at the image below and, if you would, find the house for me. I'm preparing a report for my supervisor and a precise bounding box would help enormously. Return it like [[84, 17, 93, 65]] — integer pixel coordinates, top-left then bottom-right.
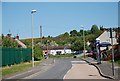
[[2, 34, 27, 48], [42, 46, 72, 56], [97, 30, 118, 50], [15, 39, 27, 48]]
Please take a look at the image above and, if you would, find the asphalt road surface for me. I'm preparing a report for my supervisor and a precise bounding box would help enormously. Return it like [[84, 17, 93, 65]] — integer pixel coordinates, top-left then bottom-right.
[[24, 58, 81, 79]]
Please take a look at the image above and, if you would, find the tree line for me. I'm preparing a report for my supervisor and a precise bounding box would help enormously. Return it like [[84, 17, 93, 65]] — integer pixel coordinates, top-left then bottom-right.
[[1, 25, 120, 61], [20, 24, 102, 52]]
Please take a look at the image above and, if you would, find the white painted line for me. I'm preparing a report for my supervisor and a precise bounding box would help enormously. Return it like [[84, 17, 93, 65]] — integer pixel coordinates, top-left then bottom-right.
[[63, 61, 82, 79], [71, 61, 86, 63], [7, 70, 33, 79], [63, 65, 73, 79]]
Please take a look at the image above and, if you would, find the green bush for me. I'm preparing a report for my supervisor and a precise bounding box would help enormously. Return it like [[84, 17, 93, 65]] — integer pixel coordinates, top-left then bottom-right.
[[34, 45, 43, 61], [49, 54, 73, 58]]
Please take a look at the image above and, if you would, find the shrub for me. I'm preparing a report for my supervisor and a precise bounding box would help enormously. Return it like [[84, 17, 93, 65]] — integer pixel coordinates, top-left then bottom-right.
[[34, 45, 43, 61]]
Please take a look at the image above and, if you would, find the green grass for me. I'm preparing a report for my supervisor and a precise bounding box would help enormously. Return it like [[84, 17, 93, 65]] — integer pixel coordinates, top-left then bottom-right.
[[108, 59, 120, 67], [49, 54, 74, 58], [115, 60, 120, 66], [79, 55, 88, 59], [2, 60, 43, 77]]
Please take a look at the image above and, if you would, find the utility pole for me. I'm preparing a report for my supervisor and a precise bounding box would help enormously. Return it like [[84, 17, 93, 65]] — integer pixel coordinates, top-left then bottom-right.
[[40, 25, 42, 46], [81, 25, 86, 58], [110, 28, 115, 76], [9, 29, 11, 34]]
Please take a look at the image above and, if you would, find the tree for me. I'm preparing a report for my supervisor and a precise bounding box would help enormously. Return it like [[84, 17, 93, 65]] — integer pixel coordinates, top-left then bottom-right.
[[70, 30, 77, 37], [91, 25, 99, 34], [91, 25, 102, 38], [57, 32, 69, 38], [84, 30, 91, 35], [2, 36, 18, 48], [100, 25, 104, 31], [64, 32, 69, 37], [117, 27, 120, 45], [71, 39, 84, 51], [34, 45, 43, 61]]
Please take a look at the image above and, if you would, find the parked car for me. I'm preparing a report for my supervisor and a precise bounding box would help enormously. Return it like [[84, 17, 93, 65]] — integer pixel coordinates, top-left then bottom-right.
[[86, 50, 97, 60], [87, 52, 93, 57], [44, 54, 48, 59]]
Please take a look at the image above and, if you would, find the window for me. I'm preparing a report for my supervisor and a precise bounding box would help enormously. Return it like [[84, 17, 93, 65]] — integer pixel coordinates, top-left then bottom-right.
[[56, 51, 61, 55]]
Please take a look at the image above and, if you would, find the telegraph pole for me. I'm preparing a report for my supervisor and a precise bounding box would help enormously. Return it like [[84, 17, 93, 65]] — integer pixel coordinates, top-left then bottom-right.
[[81, 25, 86, 58], [40, 25, 42, 45], [110, 28, 115, 76]]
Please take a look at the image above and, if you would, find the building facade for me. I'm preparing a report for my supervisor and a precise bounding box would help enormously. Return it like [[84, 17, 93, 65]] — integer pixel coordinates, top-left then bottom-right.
[[42, 46, 72, 55], [97, 31, 118, 50]]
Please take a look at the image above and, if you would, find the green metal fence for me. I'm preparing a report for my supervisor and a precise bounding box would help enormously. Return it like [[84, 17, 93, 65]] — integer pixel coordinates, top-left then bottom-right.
[[1, 48, 32, 66]]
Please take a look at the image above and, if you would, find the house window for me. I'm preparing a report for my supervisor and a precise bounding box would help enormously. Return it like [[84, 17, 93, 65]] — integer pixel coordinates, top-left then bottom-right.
[[56, 51, 61, 55]]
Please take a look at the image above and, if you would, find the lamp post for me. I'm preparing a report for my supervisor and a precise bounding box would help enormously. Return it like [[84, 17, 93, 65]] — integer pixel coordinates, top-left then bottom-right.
[[31, 9, 37, 67], [81, 25, 86, 58]]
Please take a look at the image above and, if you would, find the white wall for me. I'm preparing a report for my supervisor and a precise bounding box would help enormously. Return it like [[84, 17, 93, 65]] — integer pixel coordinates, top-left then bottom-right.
[[65, 49, 72, 54], [50, 49, 72, 55], [98, 31, 118, 50], [98, 31, 117, 44]]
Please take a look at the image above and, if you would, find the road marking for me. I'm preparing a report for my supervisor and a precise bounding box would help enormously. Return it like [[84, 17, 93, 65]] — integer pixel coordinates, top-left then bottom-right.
[[63, 64, 73, 79], [23, 64, 54, 79], [71, 61, 83, 62], [71, 61, 87, 65], [6, 70, 33, 79]]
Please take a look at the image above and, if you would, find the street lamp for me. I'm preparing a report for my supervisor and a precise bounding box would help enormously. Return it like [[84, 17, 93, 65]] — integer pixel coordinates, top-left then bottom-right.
[[31, 9, 37, 67], [81, 25, 86, 58]]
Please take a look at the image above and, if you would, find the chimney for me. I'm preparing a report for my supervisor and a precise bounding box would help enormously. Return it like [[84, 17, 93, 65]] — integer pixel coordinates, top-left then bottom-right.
[[16, 35, 19, 39], [7, 34, 11, 38]]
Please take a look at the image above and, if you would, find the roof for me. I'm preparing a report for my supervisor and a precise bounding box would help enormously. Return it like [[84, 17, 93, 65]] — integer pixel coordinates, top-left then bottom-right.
[[97, 31, 118, 45], [99, 42, 111, 47], [15, 39, 27, 48], [2, 35, 27, 48]]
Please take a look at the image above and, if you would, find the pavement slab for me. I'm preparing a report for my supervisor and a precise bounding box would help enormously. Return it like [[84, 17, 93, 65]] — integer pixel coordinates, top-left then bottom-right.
[[84, 57, 120, 79], [64, 61, 106, 79]]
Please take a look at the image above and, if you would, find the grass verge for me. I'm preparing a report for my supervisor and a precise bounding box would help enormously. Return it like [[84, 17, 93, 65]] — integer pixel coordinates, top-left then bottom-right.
[[115, 60, 120, 66], [49, 54, 74, 58], [2, 59, 43, 78]]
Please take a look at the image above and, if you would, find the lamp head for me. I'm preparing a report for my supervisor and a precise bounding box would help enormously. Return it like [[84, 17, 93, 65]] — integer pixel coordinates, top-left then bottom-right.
[[81, 25, 84, 29], [31, 10, 37, 13]]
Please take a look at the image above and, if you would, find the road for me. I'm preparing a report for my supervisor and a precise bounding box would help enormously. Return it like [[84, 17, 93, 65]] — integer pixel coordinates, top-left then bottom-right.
[[24, 58, 81, 79], [4, 56, 106, 80]]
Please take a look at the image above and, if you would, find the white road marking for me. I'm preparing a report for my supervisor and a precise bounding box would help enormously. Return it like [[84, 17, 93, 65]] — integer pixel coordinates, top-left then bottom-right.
[[6, 70, 33, 79]]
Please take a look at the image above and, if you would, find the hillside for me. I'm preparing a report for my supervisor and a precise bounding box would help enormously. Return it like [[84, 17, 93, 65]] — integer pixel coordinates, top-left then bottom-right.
[[20, 25, 102, 51]]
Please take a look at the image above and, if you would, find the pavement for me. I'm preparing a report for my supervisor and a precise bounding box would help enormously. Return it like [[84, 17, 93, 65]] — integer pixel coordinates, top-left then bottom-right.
[[2, 56, 120, 80], [3, 58, 82, 79], [82, 57, 120, 80], [64, 61, 106, 79]]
